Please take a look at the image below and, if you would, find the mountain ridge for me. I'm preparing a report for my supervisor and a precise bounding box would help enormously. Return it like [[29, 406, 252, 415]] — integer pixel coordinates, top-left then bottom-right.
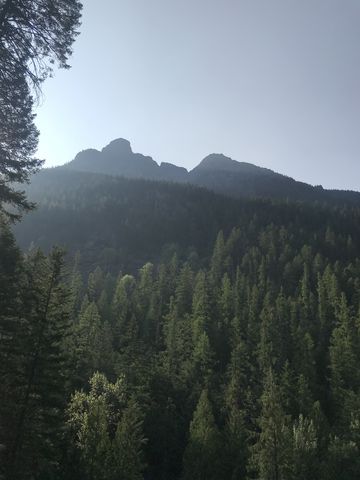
[[60, 137, 359, 205], [65, 138, 283, 178]]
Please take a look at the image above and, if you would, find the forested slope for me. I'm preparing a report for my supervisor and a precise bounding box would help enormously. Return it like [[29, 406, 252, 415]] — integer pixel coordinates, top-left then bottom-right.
[[13, 168, 360, 273], [5, 159, 360, 479], [2, 205, 360, 478]]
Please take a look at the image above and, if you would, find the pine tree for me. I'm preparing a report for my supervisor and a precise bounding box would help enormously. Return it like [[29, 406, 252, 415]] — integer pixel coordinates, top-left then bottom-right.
[[77, 396, 111, 480], [210, 230, 225, 283], [258, 295, 282, 375], [289, 414, 318, 480], [215, 273, 233, 369], [0, 220, 25, 470], [164, 298, 183, 378], [252, 369, 291, 480], [191, 271, 211, 344], [4, 248, 72, 479], [73, 301, 109, 383], [0, 0, 82, 218], [182, 389, 220, 480], [135, 262, 154, 339], [225, 337, 255, 421], [296, 374, 315, 417], [223, 405, 248, 480], [87, 266, 105, 302], [329, 293, 358, 421], [111, 274, 137, 350], [174, 263, 194, 316], [69, 251, 84, 317], [109, 399, 146, 480], [325, 432, 360, 480], [233, 267, 247, 340]]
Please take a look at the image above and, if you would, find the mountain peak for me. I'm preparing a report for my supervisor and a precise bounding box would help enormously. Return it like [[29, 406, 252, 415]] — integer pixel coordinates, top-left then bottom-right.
[[196, 153, 236, 169], [192, 153, 257, 174], [61, 137, 360, 204], [192, 153, 277, 178], [101, 138, 132, 156], [66, 137, 161, 178]]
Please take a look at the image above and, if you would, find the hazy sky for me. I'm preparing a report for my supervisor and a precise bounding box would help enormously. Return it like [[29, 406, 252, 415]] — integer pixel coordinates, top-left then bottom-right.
[[36, 0, 360, 190]]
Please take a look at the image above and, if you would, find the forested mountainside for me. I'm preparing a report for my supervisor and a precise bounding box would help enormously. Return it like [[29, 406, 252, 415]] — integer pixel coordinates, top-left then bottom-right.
[[6, 140, 360, 480], [3, 205, 360, 479], [13, 167, 360, 273], [63, 138, 360, 205]]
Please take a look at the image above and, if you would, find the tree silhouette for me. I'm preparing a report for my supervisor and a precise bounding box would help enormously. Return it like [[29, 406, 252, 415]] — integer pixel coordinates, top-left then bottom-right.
[[0, 0, 82, 219]]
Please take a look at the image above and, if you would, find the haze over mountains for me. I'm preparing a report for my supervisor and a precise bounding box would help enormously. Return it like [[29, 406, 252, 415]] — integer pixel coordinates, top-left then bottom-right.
[[12, 136, 360, 272], [63, 138, 359, 204]]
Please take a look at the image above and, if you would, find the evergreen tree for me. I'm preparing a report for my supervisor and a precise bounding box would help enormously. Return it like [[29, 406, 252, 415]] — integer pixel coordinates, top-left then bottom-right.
[[109, 399, 146, 480], [223, 405, 248, 480], [252, 369, 291, 480], [258, 294, 284, 375], [182, 389, 220, 480], [87, 266, 105, 302], [191, 271, 211, 343], [73, 301, 113, 384], [69, 251, 84, 317], [3, 248, 72, 479], [0, 220, 25, 469], [135, 262, 154, 339], [76, 396, 111, 480], [210, 230, 225, 283], [0, 0, 82, 218], [164, 298, 190, 380], [174, 263, 194, 316], [225, 337, 255, 425], [215, 273, 233, 369], [325, 432, 360, 480], [188, 272, 215, 388], [289, 414, 318, 480], [111, 274, 137, 350], [329, 293, 358, 421]]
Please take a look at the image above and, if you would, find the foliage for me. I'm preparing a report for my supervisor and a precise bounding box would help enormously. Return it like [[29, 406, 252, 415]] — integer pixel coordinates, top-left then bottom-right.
[[0, 0, 82, 219], [4, 187, 360, 478]]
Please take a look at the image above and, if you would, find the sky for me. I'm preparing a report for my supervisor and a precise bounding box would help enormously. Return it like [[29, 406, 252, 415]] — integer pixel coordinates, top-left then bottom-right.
[[36, 0, 360, 190]]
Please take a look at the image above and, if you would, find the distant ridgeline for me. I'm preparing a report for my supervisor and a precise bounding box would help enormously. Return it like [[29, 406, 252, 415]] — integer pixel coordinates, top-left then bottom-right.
[[62, 138, 360, 204], [12, 139, 360, 273]]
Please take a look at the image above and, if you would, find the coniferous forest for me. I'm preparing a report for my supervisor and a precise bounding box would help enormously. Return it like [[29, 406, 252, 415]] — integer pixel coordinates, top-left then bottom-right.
[[2, 206, 360, 479], [1, 1, 360, 480]]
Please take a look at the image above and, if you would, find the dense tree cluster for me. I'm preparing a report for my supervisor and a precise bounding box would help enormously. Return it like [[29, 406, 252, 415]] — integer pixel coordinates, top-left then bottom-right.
[[3, 199, 360, 478]]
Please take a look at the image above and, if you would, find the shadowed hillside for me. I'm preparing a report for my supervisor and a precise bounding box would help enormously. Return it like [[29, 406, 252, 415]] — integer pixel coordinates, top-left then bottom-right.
[[13, 167, 360, 274]]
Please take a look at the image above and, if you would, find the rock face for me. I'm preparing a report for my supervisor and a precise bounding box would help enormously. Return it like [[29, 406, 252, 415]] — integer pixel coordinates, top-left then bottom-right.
[[70, 149, 102, 170], [66, 138, 190, 182], [101, 138, 132, 156], [67, 138, 159, 179], [63, 137, 360, 204], [64, 139, 277, 184]]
